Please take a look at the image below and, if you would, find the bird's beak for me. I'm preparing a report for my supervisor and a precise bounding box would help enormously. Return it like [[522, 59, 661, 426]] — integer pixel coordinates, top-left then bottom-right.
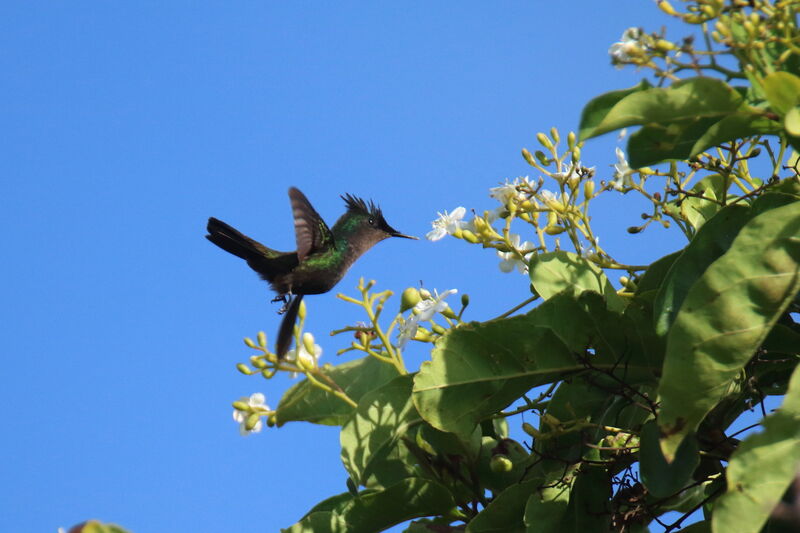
[[388, 227, 419, 240]]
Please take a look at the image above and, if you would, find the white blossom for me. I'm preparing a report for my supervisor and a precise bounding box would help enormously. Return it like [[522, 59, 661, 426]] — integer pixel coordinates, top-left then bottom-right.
[[497, 234, 534, 274], [612, 147, 634, 191], [426, 207, 467, 241], [609, 27, 642, 64], [232, 393, 269, 436]]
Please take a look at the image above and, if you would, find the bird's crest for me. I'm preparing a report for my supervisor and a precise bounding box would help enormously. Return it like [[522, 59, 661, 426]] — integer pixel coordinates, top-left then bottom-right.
[[342, 193, 383, 220]]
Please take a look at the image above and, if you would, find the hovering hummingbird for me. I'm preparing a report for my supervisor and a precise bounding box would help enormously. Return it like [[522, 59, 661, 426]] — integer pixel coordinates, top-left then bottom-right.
[[206, 187, 417, 358]]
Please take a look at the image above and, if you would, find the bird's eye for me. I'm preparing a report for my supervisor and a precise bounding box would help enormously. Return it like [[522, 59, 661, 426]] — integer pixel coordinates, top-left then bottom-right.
[[368, 217, 375, 225]]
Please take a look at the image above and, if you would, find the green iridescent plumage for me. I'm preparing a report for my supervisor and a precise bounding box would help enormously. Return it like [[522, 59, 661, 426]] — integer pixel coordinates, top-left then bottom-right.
[[206, 187, 416, 358]]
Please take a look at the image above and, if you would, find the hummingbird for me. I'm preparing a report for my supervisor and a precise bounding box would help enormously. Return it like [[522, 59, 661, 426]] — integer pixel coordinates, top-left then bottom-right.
[[206, 187, 417, 358]]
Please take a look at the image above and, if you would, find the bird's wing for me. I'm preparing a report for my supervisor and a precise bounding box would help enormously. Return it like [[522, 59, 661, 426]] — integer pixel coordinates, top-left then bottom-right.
[[288, 187, 334, 262]]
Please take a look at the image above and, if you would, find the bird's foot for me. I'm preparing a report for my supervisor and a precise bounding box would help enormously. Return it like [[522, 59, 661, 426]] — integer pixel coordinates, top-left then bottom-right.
[[272, 294, 290, 314]]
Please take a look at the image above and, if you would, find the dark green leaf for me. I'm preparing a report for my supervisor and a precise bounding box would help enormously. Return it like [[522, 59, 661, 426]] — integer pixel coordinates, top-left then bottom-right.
[[691, 112, 781, 157], [465, 480, 538, 533], [627, 116, 719, 168], [640, 421, 700, 498], [658, 201, 800, 459], [712, 365, 800, 533], [276, 356, 399, 426], [635, 251, 681, 296]]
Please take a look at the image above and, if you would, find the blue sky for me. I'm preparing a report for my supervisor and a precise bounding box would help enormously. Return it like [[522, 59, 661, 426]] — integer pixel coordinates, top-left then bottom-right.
[[1, 3, 717, 531]]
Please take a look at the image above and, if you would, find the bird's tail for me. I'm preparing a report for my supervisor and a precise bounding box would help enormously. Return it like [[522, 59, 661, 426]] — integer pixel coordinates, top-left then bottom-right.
[[206, 217, 271, 261], [276, 294, 303, 359]]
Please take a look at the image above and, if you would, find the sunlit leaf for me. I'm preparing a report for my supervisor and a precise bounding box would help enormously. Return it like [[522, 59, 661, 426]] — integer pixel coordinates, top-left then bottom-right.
[[276, 356, 399, 426], [340, 375, 420, 488], [529, 251, 624, 311], [658, 201, 800, 460], [582, 77, 743, 140], [578, 79, 652, 140], [762, 72, 800, 115]]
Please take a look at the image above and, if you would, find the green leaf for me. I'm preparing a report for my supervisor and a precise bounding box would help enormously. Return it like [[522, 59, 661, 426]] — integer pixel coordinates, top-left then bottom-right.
[[276, 356, 398, 426], [712, 365, 800, 533], [639, 421, 700, 498], [653, 204, 751, 336], [413, 292, 660, 440], [340, 375, 421, 488], [627, 116, 719, 168], [635, 251, 682, 296], [657, 200, 800, 460], [466, 480, 538, 533], [762, 72, 800, 115], [283, 478, 455, 533], [678, 174, 728, 231], [786, 107, 800, 137], [523, 477, 572, 533], [583, 77, 743, 141], [75, 523, 132, 533], [529, 251, 624, 311], [578, 80, 652, 140], [691, 112, 782, 157], [678, 521, 711, 533], [559, 466, 612, 532]]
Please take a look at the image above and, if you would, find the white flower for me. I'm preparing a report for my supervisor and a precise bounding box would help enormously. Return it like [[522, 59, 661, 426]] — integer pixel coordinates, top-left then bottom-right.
[[284, 340, 323, 378], [609, 28, 642, 64], [426, 207, 467, 241], [233, 392, 269, 436], [489, 176, 531, 205], [397, 289, 458, 349], [396, 314, 420, 350], [497, 234, 534, 274], [612, 147, 634, 191], [414, 288, 458, 321], [551, 162, 580, 184]]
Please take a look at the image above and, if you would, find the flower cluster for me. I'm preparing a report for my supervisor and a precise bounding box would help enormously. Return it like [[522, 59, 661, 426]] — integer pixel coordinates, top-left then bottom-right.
[[425, 129, 615, 272]]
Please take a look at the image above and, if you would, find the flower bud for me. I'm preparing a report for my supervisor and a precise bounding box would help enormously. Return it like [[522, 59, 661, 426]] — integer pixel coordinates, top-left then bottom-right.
[[245, 413, 261, 431], [583, 180, 595, 199], [549, 127, 560, 145], [257, 331, 267, 348], [302, 332, 316, 356], [461, 293, 470, 308], [522, 422, 540, 438], [627, 226, 643, 234], [251, 357, 268, 369], [534, 150, 549, 165], [232, 401, 250, 411], [298, 299, 307, 320], [656, 0, 679, 16], [567, 131, 576, 149], [462, 230, 480, 244], [490, 454, 514, 473], [236, 363, 251, 375], [419, 288, 432, 300], [521, 148, 535, 166], [572, 147, 581, 162], [536, 132, 553, 150], [244, 337, 256, 349], [545, 225, 566, 235]]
